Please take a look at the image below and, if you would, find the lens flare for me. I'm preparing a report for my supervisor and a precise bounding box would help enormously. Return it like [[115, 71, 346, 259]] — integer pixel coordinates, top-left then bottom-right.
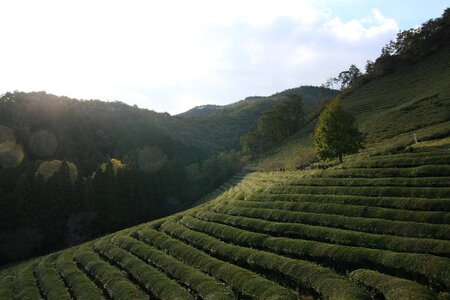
[[29, 130, 58, 158], [0, 125, 16, 144], [0, 143, 25, 168], [0, 141, 15, 153], [0, 126, 24, 168]]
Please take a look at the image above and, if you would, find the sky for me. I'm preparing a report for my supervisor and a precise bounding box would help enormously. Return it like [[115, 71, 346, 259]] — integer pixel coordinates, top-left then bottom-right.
[[0, 1, 448, 115]]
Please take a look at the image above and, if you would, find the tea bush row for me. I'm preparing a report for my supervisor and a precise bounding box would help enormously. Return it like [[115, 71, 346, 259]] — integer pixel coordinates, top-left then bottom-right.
[[112, 235, 235, 300], [178, 216, 450, 290], [14, 262, 42, 300], [159, 220, 369, 300], [74, 244, 148, 299], [193, 210, 450, 256], [35, 255, 71, 300], [287, 176, 450, 187], [349, 269, 436, 300], [270, 184, 450, 199], [340, 155, 450, 168], [231, 200, 450, 224], [55, 250, 105, 300], [246, 193, 450, 212], [94, 239, 192, 300], [136, 226, 296, 299], [212, 204, 450, 240], [309, 165, 450, 178], [0, 272, 15, 299]]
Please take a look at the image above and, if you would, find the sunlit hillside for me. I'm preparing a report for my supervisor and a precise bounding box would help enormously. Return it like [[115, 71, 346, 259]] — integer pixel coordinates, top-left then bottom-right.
[[257, 43, 450, 170]]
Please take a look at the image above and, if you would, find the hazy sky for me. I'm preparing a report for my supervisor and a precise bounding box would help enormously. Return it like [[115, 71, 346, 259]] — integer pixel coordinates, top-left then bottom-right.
[[1, 1, 448, 114]]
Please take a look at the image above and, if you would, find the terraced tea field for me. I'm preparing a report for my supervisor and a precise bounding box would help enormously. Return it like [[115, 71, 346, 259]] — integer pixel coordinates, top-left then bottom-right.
[[1, 149, 449, 299], [257, 44, 450, 170]]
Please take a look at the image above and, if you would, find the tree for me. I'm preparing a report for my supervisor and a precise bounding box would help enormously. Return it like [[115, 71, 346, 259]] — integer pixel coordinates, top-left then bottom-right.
[[333, 64, 362, 90], [313, 99, 364, 163], [241, 93, 305, 154]]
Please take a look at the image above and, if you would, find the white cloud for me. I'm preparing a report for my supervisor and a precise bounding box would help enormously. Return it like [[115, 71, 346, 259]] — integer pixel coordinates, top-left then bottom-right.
[[0, 1, 399, 114], [322, 8, 398, 42]]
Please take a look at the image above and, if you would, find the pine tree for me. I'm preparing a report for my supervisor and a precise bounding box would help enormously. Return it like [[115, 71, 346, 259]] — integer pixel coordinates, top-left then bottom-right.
[[313, 98, 364, 163]]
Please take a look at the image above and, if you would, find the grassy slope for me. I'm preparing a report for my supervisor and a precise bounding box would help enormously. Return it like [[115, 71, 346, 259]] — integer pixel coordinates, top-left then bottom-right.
[[2, 40, 450, 300], [257, 44, 450, 170], [1, 150, 449, 299]]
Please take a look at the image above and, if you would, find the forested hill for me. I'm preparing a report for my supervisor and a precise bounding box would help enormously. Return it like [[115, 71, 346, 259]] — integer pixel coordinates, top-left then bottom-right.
[[180, 86, 335, 118], [174, 86, 337, 151], [0, 86, 332, 265]]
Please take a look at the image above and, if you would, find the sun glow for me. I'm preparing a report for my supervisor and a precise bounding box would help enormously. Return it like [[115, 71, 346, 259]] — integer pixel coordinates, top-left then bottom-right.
[[1, 1, 444, 114]]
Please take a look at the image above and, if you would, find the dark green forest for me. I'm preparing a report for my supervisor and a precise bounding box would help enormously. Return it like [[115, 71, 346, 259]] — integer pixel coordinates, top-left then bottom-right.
[[0, 87, 332, 265]]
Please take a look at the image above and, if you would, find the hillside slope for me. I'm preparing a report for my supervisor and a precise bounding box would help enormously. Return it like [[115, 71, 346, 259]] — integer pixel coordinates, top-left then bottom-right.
[[179, 86, 336, 118], [0, 86, 334, 265], [1, 148, 449, 299], [257, 43, 450, 170], [172, 86, 337, 152]]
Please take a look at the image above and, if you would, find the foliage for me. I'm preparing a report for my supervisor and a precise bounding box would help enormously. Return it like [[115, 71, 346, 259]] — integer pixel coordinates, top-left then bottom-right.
[[380, 8, 450, 60], [241, 93, 306, 154], [256, 37, 450, 170], [74, 244, 148, 299], [0, 272, 14, 299], [1, 10, 450, 300], [230, 198, 450, 224], [255, 192, 450, 212], [55, 250, 104, 300], [324, 9, 450, 97], [213, 203, 450, 240], [163, 219, 369, 299], [99, 158, 126, 175], [313, 98, 364, 163], [178, 86, 336, 152], [94, 239, 193, 299], [35, 255, 71, 300], [137, 227, 296, 299], [181, 212, 450, 291], [36, 160, 78, 183], [185, 151, 242, 199], [112, 235, 235, 300], [0, 92, 249, 265], [1, 149, 450, 299], [331, 64, 362, 90], [349, 269, 437, 300], [193, 210, 450, 257]]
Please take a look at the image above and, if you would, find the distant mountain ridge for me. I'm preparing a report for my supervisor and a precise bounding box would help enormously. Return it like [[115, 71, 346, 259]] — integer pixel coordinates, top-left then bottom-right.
[[170, 86, 337, 152], [179, 86, 336, 118], [178, 104, 224, 117]]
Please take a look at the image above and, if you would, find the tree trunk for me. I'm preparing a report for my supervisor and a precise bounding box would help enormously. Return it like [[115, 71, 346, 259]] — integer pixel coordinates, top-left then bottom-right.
[[339, 154, 343, 164]]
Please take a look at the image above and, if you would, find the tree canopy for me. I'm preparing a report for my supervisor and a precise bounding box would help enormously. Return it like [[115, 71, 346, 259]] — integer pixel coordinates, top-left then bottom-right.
[[241, 93, 306, 154], [325, 9, 450, 95], [313, 98, 364, 163]]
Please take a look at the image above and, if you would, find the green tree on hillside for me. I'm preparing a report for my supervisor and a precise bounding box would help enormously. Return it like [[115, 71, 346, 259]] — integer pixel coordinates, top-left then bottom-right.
[[333, 64, 362, 90], [241, 93, 305, 154], [313, 99, 364, 163]]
